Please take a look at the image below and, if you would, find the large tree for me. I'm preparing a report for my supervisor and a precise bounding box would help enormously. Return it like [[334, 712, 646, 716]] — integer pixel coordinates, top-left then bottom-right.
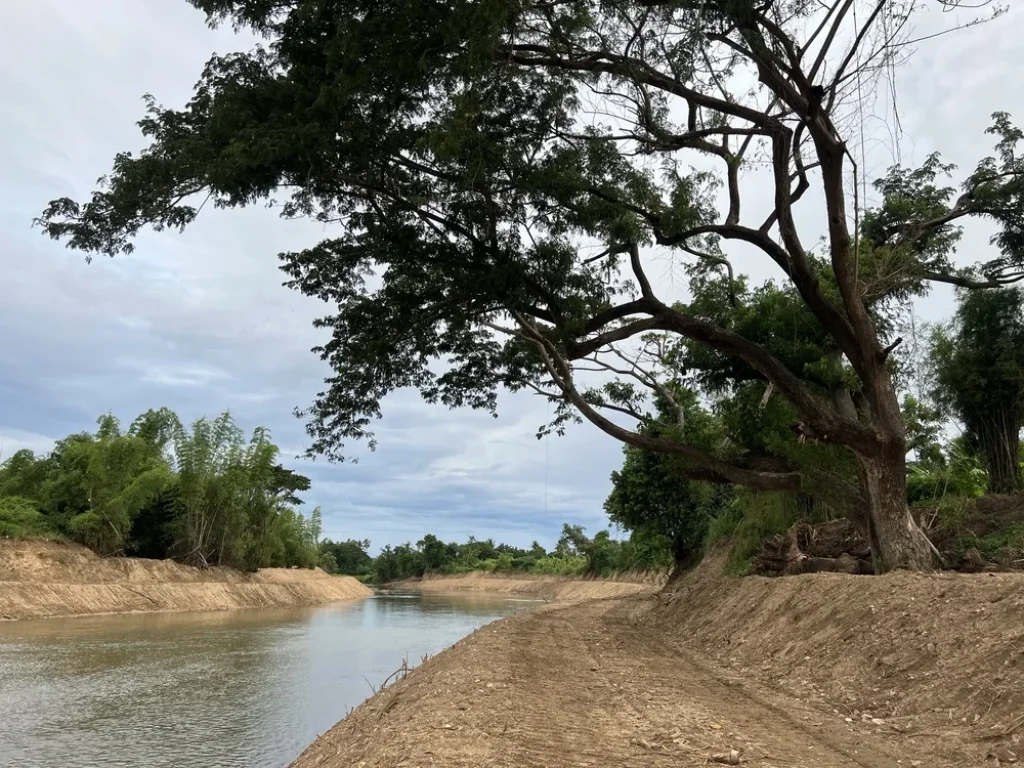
[[930, 288, 1024, 494], [37, 0, 1024, 570]]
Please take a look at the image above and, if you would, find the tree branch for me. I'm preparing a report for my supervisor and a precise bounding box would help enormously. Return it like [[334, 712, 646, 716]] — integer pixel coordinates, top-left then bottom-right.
[[516, 314, 802, 492]]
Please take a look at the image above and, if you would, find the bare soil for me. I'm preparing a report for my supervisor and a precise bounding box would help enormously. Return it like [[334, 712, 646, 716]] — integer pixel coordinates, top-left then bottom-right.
[[294, 550, 1024, 768], [0, 540, 372, 620], [398, 571, 662, 600]]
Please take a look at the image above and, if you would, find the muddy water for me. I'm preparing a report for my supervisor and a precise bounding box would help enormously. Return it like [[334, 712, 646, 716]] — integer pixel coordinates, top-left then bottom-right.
[[0, 592, 534, 767]]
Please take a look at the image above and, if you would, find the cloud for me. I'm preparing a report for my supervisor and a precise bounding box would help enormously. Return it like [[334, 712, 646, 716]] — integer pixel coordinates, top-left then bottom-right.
[[1, 2, 1022, 550]]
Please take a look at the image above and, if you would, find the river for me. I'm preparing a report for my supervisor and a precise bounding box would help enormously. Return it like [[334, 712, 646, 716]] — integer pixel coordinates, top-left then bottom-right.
[[0, 592, 534, 767]]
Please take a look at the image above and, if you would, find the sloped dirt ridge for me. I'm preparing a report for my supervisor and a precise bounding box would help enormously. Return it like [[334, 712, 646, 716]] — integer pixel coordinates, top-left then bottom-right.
[[293, 549, 1024, 767], [0, 540, 371, 619]]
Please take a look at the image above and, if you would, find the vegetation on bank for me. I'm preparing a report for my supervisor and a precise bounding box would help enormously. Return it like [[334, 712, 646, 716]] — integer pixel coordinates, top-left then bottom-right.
[[0, 409, 322, 571], [319, 522, 671, 583], [597, 278, 1024, 575], [5, 280, 1022, 582]]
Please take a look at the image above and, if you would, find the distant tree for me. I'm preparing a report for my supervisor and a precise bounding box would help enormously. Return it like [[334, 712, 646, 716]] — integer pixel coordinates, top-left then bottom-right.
[[321, 538, 372, 576], [48, 415, 173, 555], [318, 550, 338, 574], [0, 496, 52, 538], [126, 484, 178, 559], [417, 533, 449, 573], [930, 288, 1024, 494], [0, 449, 54, 502], [583, 530, 619, 576], [555, 524, 589, 557]]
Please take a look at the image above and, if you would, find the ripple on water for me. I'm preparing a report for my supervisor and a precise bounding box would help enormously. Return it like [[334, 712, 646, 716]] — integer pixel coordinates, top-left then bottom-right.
[[0, 594, 527, 768]]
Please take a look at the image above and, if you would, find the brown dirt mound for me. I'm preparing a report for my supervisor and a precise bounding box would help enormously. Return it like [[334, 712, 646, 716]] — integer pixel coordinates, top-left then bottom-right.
[[640, 546, 1024, 764], [294, 548, 1024, 768], [398, 571, 661, 600], [0, 540, 372, 620]]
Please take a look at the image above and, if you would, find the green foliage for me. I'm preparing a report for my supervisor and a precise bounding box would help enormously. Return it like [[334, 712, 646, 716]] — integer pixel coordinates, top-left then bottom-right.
[[605, 389, 732, 566], [530, 554, 588, 577], [318, 551, 339, 574], [363, 522, 667, 583], [320, 538, 373, 576], [38, 0, 1024, 469], [960, 524, 1024, 563], [0, 409, 320, 570], [929, 288, 1024, 494], [0, 497, 56, 539], [35, 0, 1024, 574], [906, 438, 988, 507]]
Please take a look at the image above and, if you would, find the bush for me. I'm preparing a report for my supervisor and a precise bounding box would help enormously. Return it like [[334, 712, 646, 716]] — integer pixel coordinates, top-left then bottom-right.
[[0, 497, 56, 539], [531, 555, 588, 576], [318, 551, 338, 573]]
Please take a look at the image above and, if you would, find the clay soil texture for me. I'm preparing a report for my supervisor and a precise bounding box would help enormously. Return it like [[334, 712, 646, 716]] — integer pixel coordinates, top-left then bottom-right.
[[294, 552, 1024, 768], [0, 540, 371, 620]]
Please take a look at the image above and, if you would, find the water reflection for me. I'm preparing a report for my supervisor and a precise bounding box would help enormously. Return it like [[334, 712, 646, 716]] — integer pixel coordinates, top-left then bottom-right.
[[0, 593, 534, 768]]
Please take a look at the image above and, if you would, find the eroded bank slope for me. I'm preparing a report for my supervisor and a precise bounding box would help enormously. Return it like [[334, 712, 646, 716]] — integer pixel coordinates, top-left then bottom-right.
[[295, 552, 1024, 767], [396, 571, 662, 601], [0, 540, 372, 620]]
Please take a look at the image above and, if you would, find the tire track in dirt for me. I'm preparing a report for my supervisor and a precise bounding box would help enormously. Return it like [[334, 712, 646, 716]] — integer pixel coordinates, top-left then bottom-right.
[[502, 598, 908, 767], [293, 595, 952, 767]]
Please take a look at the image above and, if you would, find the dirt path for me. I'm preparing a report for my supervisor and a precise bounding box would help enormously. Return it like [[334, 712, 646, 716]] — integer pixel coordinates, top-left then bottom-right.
[[396, 572, 660, 601], [294, 596, 943, 767]]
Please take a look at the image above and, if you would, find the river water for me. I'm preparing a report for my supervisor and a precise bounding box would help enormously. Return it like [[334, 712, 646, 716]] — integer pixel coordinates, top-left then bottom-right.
[[0, 592, 534, 768]]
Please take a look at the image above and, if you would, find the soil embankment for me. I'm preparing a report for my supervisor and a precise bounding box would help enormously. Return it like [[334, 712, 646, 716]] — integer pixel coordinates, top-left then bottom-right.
[[395, 571, 663, 601], [0, 540, 372, 620], [295, 551, 1024, 767]]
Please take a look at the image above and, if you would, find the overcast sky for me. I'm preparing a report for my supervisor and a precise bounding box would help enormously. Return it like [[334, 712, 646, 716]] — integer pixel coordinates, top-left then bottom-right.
[[1, 1, 1021, 551]]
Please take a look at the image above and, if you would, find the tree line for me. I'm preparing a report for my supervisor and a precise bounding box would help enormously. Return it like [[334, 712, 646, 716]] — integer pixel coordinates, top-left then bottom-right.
[[0, 409, 322, 571], [319, 523, 673, 583]]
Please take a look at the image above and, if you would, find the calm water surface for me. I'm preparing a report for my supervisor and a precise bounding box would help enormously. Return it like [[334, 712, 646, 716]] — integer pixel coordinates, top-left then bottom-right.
[[0, 592, 534, 767]]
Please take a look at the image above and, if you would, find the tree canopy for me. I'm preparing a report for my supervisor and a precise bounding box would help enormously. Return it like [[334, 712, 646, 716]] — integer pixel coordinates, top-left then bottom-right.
[[0, 409, 322, 571], [36, 0, 1024, 571], [930, 288, 1024, 495]]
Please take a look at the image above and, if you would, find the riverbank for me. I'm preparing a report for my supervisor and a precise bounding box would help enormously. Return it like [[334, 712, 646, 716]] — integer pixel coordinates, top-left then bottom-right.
[[393, 571, 663, 601], [294, 550, 1024, 767], [0, 540, 371, 620]]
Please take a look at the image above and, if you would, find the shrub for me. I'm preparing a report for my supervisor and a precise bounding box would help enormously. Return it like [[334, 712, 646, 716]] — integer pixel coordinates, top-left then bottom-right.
[[0, 496, 56, 539], [531, 555, 588, 576]]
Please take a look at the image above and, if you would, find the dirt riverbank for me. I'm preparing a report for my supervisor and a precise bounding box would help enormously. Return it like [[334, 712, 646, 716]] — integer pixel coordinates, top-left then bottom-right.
[[394, 571, 663, 601], [294, 551, 1024, 767], [0, 540, 371, 620]]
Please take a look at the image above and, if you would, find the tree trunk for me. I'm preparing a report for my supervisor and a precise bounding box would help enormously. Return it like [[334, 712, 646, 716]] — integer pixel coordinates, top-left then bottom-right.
[[859, 453, 935, 572], [984, 425, 1021, 495]]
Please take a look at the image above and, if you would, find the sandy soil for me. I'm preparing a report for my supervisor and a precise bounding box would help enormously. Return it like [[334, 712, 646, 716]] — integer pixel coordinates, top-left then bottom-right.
[[0, 540, 372, 620], [396, 571, 663, 601], [294, 552, 1024, 767]]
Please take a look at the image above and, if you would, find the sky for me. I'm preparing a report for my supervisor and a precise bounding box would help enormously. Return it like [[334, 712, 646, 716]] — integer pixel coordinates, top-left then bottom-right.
[[1, 1, 1022, 551]]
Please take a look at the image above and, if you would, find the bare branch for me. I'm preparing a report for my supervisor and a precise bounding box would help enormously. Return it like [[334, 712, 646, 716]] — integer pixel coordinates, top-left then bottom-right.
[[921, 270, 1024, 289], [515, 314, 802, 492]]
